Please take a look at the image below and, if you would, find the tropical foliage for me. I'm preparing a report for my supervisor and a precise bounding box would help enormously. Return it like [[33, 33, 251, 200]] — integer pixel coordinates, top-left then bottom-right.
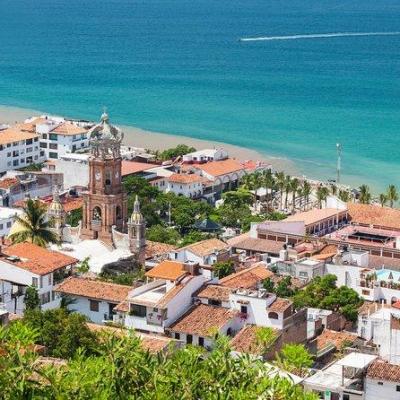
[[0, 318, 318, 399], [293, 275, 363, 322], [8, 199, 58, 247], [276, 344, 314, 377]]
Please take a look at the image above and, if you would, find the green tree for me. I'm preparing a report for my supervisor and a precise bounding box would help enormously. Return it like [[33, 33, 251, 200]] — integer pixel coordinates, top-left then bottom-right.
[[339, 189, 351, 203], [66, 207, 82, 227], [386, 184, 399, 208], [159, 144, 196, 161], [255, 326, 277, 353], [284, 175, 292, 210], [275, 171, 286, 210], [9, 199, 58, 247], [316, 186, 329, 209], [214, 260, 235, 278], [147, 224, 181, 245], [179, 230, 207, 247], [223, 188, 253, 209], [24, 286, 40, 311], [301, 180, 312, 211], [76, 257, 90, 274], [275, 276, 295, 297], [359, 184, 372, 204], [379, 193, 388, 207], [261, 169, 276, 211], [276, 343, 313, 376], [290, 177, 300, 212], [262, 277, 275, 292]]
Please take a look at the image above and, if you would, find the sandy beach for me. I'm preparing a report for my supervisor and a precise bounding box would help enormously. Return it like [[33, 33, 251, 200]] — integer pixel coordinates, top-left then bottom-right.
[[0, 104, 299, 174]]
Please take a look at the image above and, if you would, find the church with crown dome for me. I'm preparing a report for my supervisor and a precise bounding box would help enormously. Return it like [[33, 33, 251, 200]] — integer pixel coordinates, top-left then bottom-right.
[[45, 112, 147, 268]]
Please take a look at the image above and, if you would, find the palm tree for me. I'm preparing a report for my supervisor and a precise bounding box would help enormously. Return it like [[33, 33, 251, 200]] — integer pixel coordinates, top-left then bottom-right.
[[284, 175, 292, 210], [301, 181, 312, 211], [338, 190, 351, 203], [8, 199, 58, 247], [251, 171, 262, 209], [290, 178, 300, 212], [330, 184, 337, 196], [386, 184, 399, 208], [316, 186, 329, 209], [275, 171, 286, 210], [262, 170, 275, 211], [359, 184, 372, 204], [241, 173, 253, 191], [379, 193, 387, 207]]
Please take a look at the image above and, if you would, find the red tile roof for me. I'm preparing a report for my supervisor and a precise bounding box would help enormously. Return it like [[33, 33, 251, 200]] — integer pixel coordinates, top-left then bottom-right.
[[230, 325, 279, 355], [51, 122, 87, 136], [2, 243, 78, 275], [179, 238, 228, 258], [267, 298, 292, 313], [145, 241, 177, 259], [314, 329, 356, 351], [168, 173, 203, 184], [196, 285, 232, 302], [227, 233, 283, 254], [0, 124, 39, 146], [197, 158, 244, 177], [145, 260, 187, 281], [0, 178, 18, 189], [219, 264, 273, 289], [348, 203, 400, 231], [121, 161, 159, 177], [168, 304, 238, 337], [367, 359, 400, 382], [54, 277, 132, 302]]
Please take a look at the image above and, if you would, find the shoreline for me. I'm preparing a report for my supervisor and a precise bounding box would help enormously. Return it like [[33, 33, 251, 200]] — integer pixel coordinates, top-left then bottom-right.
[[0, 104, 299, 175]]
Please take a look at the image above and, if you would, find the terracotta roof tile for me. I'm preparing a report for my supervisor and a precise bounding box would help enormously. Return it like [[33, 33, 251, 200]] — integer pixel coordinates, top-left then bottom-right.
[[121, 161, 159, 177], [145, 260, 187, 281], [197, 158, 244, 177], [179, 238, 228, 258], [367, 359, 400, 382], [230, 325, 279, 355], [51, 122, 87, 136], [314, 329, 356, 351], [0, 124, 39, 146], [2, 243, 78, 275], [145, 241, 177, 259], [348, 203, 400, 231], [267, 298, 292, 313], [168, 304, 238, 337], [196, 284, 232, 302], [54, 277, 132, 302], [228, 233, 283, 254], [220, 264, 273, 289], [285, 208, 347, 227], [0, 178, 18, 189], [167, 173, 203, 184]]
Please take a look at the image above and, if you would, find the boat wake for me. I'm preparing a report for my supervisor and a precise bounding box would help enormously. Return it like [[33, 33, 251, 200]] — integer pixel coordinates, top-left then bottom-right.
[[240, 31, 400, 42]]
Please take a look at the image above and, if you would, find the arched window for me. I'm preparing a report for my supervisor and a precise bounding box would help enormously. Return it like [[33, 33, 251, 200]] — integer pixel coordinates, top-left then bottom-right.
[[116, 206, 121, 220], [268, 312, 279, 320], [93, 206, 102, 221]]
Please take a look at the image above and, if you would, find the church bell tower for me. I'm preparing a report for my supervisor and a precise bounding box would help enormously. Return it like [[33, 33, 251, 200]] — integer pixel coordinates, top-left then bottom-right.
[[128, 195, 146, 264], [80, 112, 127, 245]]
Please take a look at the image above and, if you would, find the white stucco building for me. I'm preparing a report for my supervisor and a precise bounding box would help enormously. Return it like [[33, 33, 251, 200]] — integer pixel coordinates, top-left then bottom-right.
[[0, 242, 77, 314], [165, 173, 204, 198], [0, 207, 23, 237]]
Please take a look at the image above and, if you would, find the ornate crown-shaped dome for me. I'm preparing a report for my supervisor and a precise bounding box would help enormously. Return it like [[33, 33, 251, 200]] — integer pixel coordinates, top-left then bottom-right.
[[48, 187, 64, 214], [88, 110, 124, 158], [130, 195, 144, 224]]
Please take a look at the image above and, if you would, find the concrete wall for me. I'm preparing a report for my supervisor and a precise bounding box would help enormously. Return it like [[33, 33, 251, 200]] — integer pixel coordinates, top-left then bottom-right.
[[365, 378, 400, 400]]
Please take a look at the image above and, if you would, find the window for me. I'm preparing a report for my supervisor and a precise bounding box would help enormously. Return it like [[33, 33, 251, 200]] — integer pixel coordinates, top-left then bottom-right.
[[343, 395, 350, 400], [378, 382, 384, 385], [49, 133, 58, 141], [209, 299, 221, 306], [6, 144, 11, 148], [198, 337, 204, 347], [362, 289, 370, 296], [42, 133, 47, 139], [240, 305, 247, 314], [20, 159, 25, 164], [49, 152, 58, 159], [12, 160, 19, 167], [39, 276, 43, 288], [26, 147, 32, 153], [34, 137, 38, 142], [49, 143, 58, 150], [12, 142, 18, 147], [268, 312, 279, 320], [7, 162, 11, 167], [0, 224, 3, 230], [26, 139, 33, 145], [131, 304, 146, 317], [40, 142, 47, 148], [40, 292, 51, 305], [90, 300, 99, 312], [396, 385, 400, 392], [6, 222, 11, 228], [48, 274, 52, 286], [7, 152, 11, 157], [174, 332, 180, 340], [186, 334, 193, 344], [32, 277, 38, 287], [12, 150, 19, 157]]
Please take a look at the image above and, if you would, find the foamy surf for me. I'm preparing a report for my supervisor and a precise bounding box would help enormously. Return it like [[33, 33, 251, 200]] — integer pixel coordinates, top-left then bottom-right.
[[240, 31, 400, 42]]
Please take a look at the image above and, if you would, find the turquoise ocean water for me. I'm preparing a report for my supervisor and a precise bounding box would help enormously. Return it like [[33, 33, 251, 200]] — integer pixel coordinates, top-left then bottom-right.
[[0, 0, 399, 192]]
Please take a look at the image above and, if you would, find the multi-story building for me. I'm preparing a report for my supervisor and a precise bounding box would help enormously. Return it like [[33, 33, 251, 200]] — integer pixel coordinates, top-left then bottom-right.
[[165, 173, 204, 198], [0, 242, 77, 314], [0, 207, 23, 237], [0, 123, 43, 173]]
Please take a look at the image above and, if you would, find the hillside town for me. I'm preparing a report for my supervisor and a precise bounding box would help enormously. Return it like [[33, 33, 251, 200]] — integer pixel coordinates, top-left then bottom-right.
[[1, 111, 400, 399]]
